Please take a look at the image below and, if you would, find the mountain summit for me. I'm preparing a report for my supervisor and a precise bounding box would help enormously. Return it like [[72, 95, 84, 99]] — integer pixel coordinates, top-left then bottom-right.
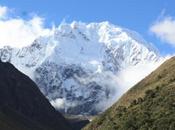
[[0, 21, 159, 115]]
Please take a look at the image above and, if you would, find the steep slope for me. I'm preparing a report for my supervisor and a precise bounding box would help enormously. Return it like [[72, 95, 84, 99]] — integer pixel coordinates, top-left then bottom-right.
[[0, 21, 159, 115], [83, 57, 175, 130], [0, 61, 72, 130]]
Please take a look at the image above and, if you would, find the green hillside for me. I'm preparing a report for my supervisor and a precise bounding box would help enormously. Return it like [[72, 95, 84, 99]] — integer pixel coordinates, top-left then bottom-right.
[[83, 57, 175, 130]]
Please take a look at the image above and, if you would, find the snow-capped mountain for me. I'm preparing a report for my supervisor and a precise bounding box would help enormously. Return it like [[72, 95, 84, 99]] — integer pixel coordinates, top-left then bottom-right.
[[0, 21, 159, 115]]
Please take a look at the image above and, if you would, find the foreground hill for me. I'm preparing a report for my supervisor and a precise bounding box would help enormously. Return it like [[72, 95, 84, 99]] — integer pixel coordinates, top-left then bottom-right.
[[83, 57, 175, 130], [0, 61, 72, 130]]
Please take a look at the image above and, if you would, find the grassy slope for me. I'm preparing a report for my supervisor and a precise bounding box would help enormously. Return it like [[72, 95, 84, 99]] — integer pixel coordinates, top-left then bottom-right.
[[83, 57, 175, 130]]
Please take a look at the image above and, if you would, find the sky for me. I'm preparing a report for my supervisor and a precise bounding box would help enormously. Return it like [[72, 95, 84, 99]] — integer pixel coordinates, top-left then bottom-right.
[[0, 0, 175, 55]]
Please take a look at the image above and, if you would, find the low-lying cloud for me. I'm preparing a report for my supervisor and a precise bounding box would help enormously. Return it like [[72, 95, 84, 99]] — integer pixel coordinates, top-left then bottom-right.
[[50, 98, 65, 109], [95, 58, 167, 112]]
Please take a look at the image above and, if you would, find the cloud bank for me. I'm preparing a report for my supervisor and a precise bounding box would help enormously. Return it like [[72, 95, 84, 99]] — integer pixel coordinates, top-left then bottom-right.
[[150, 16, 175, 46], [0, 5, 52, 48]]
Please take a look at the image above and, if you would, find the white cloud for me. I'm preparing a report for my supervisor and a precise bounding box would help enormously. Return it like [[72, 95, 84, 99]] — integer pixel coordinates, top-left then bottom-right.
[[50, 98, 65, 109], [0, 6, 8, 18], [0, 6, 53, 48], [114, 56, 171, 100], [50, 98, 78, 113], [150, 16, 175, 46], [116, 59, 166, 90]]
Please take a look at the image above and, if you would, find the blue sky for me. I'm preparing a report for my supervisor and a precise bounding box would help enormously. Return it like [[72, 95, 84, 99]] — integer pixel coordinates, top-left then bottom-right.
[[0, 0, 175, 55]]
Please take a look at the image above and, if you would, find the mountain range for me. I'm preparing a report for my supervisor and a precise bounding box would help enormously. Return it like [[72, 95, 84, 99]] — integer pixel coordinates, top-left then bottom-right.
[[0, 21, 174, 130], [0, 21, 159, 115]]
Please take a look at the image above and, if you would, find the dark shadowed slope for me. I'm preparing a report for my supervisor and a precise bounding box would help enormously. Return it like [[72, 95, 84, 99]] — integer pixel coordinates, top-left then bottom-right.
[[84, 57, 175, 130], [0, 61, 72, 130]]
